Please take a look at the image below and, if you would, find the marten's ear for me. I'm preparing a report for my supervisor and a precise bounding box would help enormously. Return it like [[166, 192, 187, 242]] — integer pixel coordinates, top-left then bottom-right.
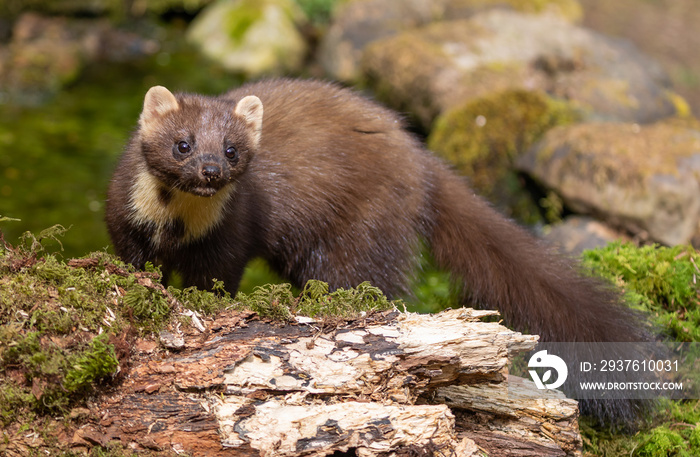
[[235, 95, 263, 148], [140, 86, 179, 129]]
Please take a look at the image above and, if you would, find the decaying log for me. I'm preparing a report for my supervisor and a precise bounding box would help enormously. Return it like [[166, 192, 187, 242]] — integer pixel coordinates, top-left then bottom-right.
[[433, 376, 581, 456], [74, 308, 581, 456]]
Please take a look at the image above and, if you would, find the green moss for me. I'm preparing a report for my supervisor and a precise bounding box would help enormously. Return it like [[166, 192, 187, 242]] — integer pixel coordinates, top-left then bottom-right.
[[582, 242, 700, 342], [232, 279, 397, 321], [362, 33, 450, 127], [0, 329, 117, 420], [171, 279, 233, 315], [224, 0, 264, 44], [532, 121, 700, 192], [427, 89, 579, 222], [296, 0, 337, 25], [234, 283, 296, 320], [635, 426, 692, 457], [579, 244, 700, 456], [63, 334, 119, 394], [122, 284, 171, 328], [295, 280, 396, 319]]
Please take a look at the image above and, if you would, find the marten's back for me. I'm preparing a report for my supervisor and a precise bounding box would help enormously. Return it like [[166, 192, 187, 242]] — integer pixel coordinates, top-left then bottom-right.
[[224, 80, 433, 278]]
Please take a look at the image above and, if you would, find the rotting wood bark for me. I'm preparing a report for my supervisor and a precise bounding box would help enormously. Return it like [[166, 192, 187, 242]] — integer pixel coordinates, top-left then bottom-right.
[[71, 308, 581, 456]]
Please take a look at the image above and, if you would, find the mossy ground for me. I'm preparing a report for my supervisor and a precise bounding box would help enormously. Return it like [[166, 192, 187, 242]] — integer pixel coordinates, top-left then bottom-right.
[[579, 242, 700, 456], [0, 222, 396, 455]]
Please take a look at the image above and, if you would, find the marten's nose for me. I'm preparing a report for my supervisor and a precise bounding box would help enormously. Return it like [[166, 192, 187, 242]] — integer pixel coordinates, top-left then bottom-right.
[[201, 164, 222, 181]]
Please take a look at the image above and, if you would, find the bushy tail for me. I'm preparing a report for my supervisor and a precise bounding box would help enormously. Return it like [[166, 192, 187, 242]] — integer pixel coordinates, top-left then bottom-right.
[[424, 161, 652, 425], [425, 160, 649, 344]]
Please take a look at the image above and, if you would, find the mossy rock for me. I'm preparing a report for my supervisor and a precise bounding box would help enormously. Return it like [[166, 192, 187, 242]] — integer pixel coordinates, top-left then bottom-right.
[[361, 9, 678, 130], [518, 120, 700, 245], [427, 89, 579, 221], [187, 0, 308, 77], [321, 0, 583, 82], [443, 0, 583, 23]]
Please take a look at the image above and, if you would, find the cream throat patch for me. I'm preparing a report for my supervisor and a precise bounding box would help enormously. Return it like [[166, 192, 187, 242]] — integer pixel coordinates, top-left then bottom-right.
[[128, 169, 235, 245]]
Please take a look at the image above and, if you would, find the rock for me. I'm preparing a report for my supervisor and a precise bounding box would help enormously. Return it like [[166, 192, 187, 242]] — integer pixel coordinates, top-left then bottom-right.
[[541, 216, 629, 255], [0, 13, 158, 103], [443, 0, 583, 23], [517, 121, 700, 246], [361, 9, 679, 129], [187, 0, 308, 77], [319, 0, 583, 83], [318, 0, 442, 82], [426, 89, 579, 218]]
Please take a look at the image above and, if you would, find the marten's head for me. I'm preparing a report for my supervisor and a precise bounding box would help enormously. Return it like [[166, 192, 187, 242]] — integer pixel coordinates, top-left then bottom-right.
[[137, 86, 263, 197], [124, 86, 263, 244]]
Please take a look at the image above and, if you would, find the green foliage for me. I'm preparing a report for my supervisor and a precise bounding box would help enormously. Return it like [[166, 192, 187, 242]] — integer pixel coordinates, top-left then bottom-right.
[[408, 250, 458, 314]]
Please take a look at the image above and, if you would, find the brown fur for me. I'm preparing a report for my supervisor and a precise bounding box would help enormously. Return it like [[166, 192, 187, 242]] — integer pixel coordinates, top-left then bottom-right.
[[106, 78, 647, 346]]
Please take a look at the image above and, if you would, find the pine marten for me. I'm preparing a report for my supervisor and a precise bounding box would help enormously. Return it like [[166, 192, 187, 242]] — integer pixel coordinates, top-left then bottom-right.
[[106, 80, 649, 417], [106, 78, 651, 422], [106, 78, 646, 341]]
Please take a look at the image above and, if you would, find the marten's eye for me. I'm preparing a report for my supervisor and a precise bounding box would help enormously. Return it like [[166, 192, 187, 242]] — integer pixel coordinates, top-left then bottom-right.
[[225, 145, 238, 161], [175, 141, 191, 155]]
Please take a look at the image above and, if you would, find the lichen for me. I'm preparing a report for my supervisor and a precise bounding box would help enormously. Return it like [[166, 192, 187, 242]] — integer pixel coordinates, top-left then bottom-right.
[[665, 89, 693, 119]]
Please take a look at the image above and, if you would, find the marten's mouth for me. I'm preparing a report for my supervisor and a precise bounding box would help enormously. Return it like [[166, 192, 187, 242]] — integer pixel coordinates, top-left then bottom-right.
[[189, 186, 219, 197]]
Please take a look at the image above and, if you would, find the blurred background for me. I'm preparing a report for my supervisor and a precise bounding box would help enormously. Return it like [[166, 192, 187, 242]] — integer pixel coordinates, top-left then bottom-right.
[[0, 0, 699, 298]]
